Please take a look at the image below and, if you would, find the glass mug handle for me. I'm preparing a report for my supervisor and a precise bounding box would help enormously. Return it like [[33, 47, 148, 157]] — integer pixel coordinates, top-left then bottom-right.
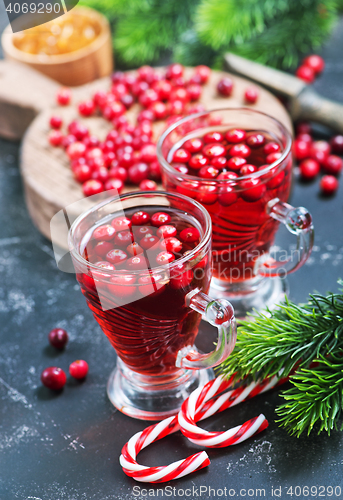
[[176, 289, 237, 370], [256, 198, 314, 278]]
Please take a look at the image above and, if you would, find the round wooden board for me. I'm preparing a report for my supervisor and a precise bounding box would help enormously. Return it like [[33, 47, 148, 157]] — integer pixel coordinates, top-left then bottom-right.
[[21, 67, 292, 244]]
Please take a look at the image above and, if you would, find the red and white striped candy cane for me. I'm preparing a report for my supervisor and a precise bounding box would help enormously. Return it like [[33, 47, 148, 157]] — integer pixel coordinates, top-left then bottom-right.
[[178, 373, 282, 447], [120, 373, 285, 482], [119, 415, 210, 483]]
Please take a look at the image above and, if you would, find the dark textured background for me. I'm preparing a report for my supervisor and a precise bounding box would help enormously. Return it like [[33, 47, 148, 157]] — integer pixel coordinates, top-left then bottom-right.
[[0, 4, 343, 499]]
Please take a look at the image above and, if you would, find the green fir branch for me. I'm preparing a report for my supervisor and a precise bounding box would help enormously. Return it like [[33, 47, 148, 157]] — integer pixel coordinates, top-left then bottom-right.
[[220, 281, 343, 437]]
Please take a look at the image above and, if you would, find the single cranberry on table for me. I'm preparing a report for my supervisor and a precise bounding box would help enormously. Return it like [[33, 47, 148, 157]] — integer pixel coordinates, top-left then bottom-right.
[[323, 155, 343, 175], [69, 360, 89, 380], [41, 367, 67, 390], [48, 328, 69, 349], [330, 135, 343, 154], [82, 180, 104, 197], [303, 54, 325, 74], [294, 139, 311, 161], [320, 175, 339, 196], [217, 77, 233, 96], [295, 65, 315, 83], [78, 100, 95, 117], [244, 87, 259, 104], [56, 87, 71, 106], [299, 159, 320, 180], [48, 130, 63, 147], [49, 116, 63, 129]]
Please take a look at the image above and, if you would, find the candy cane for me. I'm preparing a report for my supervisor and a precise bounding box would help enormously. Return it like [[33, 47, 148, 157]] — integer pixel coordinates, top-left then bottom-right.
[[119, 415, 210, 483], [178, 373, 282, 447], [120, 373, 285, 482]]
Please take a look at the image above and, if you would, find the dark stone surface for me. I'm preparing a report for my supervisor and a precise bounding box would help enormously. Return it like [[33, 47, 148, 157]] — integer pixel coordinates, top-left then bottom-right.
[[0, 5, 343, 499]]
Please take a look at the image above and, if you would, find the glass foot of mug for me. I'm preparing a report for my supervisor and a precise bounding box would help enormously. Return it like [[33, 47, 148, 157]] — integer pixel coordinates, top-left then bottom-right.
[[107, 357, 214, 421], [209, 276, 289, 320]]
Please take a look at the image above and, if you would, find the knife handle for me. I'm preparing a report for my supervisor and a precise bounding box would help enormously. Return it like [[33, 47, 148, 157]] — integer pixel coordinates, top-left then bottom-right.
[[290, 87, 343, 134]]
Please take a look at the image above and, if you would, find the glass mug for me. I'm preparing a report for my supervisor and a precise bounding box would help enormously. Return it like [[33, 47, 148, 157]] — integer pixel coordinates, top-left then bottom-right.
[[157, 108, 314, 317], [68, 191, 237, 420]]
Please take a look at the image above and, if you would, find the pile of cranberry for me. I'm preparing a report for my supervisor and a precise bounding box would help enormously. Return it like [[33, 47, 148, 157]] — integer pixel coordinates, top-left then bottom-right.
[[84, 210, 201, 292], [41, 328, 89, 390], [48, 64, 214, 197], [294, 122, 342, 195]]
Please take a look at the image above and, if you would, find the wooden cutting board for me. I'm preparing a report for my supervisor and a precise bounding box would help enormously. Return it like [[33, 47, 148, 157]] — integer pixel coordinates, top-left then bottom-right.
[[0, 60, 292, 242]]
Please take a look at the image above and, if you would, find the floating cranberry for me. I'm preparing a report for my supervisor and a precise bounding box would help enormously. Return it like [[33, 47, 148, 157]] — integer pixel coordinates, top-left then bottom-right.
[[179, 227, 200, 243], [127, 255, 149, 270], [266, 169, 285, 189], [241, 179, 266, 202], [41, 367, 67, 390], [93, 224, 116, 241], [128, 163, 149, 185], [320, 175, 339, 196], [266, 152, 282, 164], [303, 54, 325, 74], [139, 179, 158, 191], [94, 241, 114, 258], [197, 185, 217, 204], [218, 185, 238, 206], [230, 144, 251, 158], [182, 138, 202, 155], [138, 274, 165, 296], [108, 274, 137, 297], [114, 230, 134, 247], [170, 267, 193, 289], [48, 328, 69, 349], [132, 211, 150, 225], [188, 154, 208, 170], [140, 235, 160, 250], [157, 225, 177, 238], [160, 237, 182, 253], [217, 171, 238, 181], [69, 360, 89, 380], [202, 143, 226, 158], [111, 216, 132, 231], [210, 156, 227, 168], [203, 131, 224, 143], [225, 129, 246, 143], [246, 133, 265, 148], [330, 135, 343, 154], [244, 87, 259, 104], [299, 159, 320, 180], [151, 212, 171, 227], [264, 142, 281, 155], [106, 249, 128, 265], [49, 115, 62, 129], [323, 155, 343, 175], [217, 77, 233, 96], [156, 251, 175, 265], [127, 243, 144, 256], [82, 180, 103, 197], [199, 165, 219, 179], [227, 156, 246, 170], [48, 130, 63, 147], [176, 181, 199, 198], [240, 164, 257, 176], [172, 148, 191, 163], [56, 87, 71, 105]]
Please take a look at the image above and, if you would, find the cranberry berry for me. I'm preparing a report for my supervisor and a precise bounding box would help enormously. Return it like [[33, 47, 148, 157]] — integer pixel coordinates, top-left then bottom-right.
[[244, 87, 259, 104], [41, 367, 67, 390], [48, 328, 69, 349], [320, 175, 339, 196], [56, 87, 71, 106], [217, 77, 233, 96], [69, 360, 89, 380]]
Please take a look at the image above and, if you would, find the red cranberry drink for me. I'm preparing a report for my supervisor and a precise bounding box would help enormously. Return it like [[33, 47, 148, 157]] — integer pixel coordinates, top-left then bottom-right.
[[157, 108, 314, 317], [68, 191, 237, 420]]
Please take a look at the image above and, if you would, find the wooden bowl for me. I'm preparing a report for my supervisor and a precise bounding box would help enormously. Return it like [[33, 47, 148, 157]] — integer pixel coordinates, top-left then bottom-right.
[[1, 7, 113, 87]]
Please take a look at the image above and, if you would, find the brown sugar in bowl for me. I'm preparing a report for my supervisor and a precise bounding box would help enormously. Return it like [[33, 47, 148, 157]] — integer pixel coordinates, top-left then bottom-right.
[[1, 7, 113, 87]]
